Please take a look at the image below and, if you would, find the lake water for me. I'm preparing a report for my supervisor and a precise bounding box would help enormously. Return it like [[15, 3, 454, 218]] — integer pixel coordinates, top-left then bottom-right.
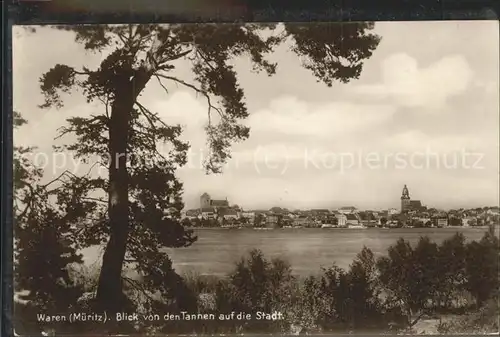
[[81, 227, 493, 277]]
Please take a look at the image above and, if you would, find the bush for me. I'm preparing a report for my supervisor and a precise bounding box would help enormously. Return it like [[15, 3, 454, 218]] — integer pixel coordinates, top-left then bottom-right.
[[183, 270, 220, 295], [465, 227, 499, 307], [214, 249, 297, 333], [291, 247, 387, 332], [435, 233, 467, 308]]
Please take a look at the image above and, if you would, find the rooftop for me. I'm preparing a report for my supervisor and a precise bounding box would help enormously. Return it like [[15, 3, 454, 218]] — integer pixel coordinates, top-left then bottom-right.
[[211, 199, 229, 207]]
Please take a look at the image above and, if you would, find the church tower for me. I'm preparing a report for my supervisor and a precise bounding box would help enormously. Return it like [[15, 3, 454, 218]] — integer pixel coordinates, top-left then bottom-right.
[[200, 193, 211, 209], [401, 185, 410, 213]]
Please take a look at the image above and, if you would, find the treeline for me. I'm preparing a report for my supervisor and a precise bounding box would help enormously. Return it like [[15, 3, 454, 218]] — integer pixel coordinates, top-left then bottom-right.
[[14, 228, 498, 335]]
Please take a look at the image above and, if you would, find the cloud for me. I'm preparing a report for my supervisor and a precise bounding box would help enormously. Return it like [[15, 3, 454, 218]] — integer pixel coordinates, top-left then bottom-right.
[[354, 53, 474, 109], [146, 90, 211, 153], [150, 91, 208, 129], [145, 93, 401, 166], [382, 130, 493, 153], [245, 96, 396, 139]]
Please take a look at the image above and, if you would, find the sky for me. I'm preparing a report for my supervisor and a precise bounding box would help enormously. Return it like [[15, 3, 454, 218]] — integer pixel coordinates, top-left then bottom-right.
[[13, 21, 499, 211]]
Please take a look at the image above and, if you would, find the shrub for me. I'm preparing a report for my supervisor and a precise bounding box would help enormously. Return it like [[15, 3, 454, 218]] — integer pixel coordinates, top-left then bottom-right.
[[377, 237, 442, 328], [435, 233, 467, 309], [465, 227, 499, 307], [214, 249, 297, 333], [288, 247, 387, 333], [317, 247, 386, 331]]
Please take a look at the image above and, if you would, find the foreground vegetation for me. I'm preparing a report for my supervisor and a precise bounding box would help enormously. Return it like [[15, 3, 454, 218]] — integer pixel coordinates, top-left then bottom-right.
[[14, 228, 499, 335]]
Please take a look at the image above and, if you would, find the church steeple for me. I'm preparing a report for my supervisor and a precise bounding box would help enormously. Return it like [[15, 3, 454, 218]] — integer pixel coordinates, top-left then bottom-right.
[[401, 184, 410, 199], [401, 185, 410, 213]]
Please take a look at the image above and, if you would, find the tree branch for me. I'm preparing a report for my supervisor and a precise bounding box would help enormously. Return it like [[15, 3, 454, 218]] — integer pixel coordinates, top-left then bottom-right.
[[154, 74, 169, 95], [134, 100, 172, 132], [196, 49, 217, 72], [162, 49, 192, 64], [97, 94, 111, 119], [41, 170, 73, 188], [123, 276, 157, 303], [133, 101, 181, 163], [124, 259, 138, 263], [16, 184, 36, 221], [409, 310, 428, 328], [73, 215, 107, 237], [81, 197, 107, 204], [155, 73, 223, 126], [73, 69, 92, 76]]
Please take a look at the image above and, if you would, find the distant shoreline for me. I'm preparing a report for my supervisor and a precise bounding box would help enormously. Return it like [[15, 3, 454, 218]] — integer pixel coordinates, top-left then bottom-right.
[[187, 225, 494, 230]]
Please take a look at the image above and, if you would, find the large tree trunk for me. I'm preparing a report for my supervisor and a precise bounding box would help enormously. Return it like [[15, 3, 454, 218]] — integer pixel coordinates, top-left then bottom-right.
[[95, 70, 151, 314], [95, 98, 132, 313]]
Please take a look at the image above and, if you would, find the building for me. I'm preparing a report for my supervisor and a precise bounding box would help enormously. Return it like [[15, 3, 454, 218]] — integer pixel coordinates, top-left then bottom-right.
[[200, 193, 229, 209], [310, 209, 332, 223], [241, 211, 256, 220], [266, 214, 282, 228], [359, 212, 378, 227], [322, 214, 338, 226], [269, 207, 287, 214], [200, 192, 242, 224], [218, 208, 239, 221], [184, 209, 200, 220], [414, 217, 431, 226], [401, 185, 411, 213], [388, 208, 399, 215], [462, 216, 476, 227], [409, 200, 423, 211], [334, 213, 347, 227], [435, 217, 449, 228], [201, 207, 216, 219], [345, 213, 360, 226], [293, 215, 310, 227], [400, 185, 425, 213], [487, 207, 500, 216]]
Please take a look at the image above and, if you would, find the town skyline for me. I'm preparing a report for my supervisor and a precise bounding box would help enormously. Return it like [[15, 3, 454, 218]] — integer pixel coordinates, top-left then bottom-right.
[[182, 187, 499, 230], [188, 187, 499, 213], [13, 21, 499, 211]]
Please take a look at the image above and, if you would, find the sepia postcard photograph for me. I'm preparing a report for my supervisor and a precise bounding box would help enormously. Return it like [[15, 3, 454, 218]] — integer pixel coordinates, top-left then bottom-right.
[[12, 21, 499, 335]]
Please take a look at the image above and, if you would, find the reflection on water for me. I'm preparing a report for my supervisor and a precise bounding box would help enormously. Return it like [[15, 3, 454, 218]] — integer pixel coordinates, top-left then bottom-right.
[[80, 227, 491, 277]]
